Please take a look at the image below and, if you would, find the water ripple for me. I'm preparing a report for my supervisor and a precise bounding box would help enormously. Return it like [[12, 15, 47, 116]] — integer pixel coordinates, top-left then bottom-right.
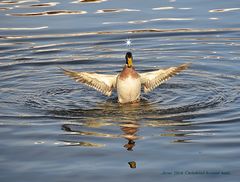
[[15, 2, 59, 8], [7, 10, 87, 16], [1, 28, 239, 40], [152, 7, 175, 10], [71, 0, 107, 3], [0, 0, 39, 5], [209, 8, 240, 13], [103, 18, 194, 25], [0, 7, 13, 10], [0, 26, 48, 30], [96, 9, 140, 14]]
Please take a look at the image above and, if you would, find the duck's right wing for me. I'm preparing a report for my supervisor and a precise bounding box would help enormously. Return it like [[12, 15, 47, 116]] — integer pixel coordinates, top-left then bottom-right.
[[62, 68, 117, 96], [140, 63, 190, 93]]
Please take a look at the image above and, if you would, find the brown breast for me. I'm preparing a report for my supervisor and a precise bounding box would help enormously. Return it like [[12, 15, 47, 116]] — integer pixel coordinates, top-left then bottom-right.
[[119, 65, 140, 80]]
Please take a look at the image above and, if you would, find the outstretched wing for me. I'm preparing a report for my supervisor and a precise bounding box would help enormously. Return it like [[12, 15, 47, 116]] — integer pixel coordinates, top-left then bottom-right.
[[62, 68, 117, 96], [140, 63, 190, 93]]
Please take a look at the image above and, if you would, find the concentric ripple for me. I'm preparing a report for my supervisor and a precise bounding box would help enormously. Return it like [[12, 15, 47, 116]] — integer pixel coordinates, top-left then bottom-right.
[[1, 31, 237, 148]]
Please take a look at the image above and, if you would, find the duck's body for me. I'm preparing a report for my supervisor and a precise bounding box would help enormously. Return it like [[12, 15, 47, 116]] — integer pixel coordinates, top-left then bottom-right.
[[117, 65, 141, 103], [63, 52, 190, 104]]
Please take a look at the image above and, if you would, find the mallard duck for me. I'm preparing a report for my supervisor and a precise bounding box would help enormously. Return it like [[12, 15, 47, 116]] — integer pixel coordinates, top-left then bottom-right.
[[62, 52, 190, 104]]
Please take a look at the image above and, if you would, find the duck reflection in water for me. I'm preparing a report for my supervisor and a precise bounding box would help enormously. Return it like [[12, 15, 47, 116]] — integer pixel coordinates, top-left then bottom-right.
[[60, 99, 144, 149], [120, 121, 139, 151], [59, 98, 193, 144], [59, 99, 193, 168]]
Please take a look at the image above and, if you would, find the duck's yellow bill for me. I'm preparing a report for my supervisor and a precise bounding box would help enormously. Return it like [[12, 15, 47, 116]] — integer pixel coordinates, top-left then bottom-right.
[[127, 57, 133, 67]]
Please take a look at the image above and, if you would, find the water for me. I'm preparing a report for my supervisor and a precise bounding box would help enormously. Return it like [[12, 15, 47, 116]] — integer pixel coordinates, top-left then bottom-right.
[[0, 0, 240, 181]]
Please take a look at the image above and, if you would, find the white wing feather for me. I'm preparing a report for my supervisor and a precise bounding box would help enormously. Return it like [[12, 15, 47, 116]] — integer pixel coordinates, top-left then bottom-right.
[[62, 68, 117, 96], [140, 63, 190, 93]]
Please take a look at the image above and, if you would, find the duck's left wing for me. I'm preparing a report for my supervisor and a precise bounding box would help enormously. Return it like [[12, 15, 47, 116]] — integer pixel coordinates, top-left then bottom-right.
[[140, 63, 190, 93], [62, 68, 117, 96]]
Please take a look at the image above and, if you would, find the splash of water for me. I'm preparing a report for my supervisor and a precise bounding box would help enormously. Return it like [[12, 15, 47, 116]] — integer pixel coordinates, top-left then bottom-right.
[[125, 38, 132, 47]]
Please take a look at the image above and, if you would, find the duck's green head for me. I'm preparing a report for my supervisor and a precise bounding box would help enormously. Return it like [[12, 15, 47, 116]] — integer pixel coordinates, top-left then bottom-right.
[[125, 52, 133, 68]]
